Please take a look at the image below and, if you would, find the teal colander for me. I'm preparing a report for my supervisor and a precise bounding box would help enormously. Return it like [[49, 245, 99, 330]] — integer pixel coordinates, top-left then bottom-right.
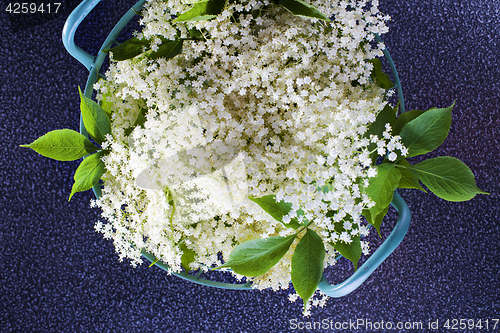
[[62, 0, 411, 296]]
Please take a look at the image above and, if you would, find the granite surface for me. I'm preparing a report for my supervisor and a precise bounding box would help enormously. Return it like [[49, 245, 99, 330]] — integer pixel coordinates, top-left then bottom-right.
[[1, 0, 499, 332]]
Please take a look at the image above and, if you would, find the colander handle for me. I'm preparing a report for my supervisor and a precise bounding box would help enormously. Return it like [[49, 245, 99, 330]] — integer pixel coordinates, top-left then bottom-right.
[[318, 190, 411, 297], [62, 0, 101, 71], [62, 0, 146, 71]]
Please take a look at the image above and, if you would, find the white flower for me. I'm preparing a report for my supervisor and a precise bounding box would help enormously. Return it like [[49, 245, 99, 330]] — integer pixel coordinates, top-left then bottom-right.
[[400, 146, 409, 156], [343, 220, 352, 230], [367, 167, 377, 178], [388, 151, 398, 161], [339, 231, 352, 243], [92, 0, 391, 300]]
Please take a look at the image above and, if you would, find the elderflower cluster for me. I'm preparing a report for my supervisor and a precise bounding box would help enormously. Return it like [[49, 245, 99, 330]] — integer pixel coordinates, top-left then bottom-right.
[[92, 0, 399, 293], [373, 123, 408, 161]]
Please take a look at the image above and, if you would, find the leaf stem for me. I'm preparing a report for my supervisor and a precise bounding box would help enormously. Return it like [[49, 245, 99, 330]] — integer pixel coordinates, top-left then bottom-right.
[[165, 188, 176, 245], [296, 219, 314, 235]]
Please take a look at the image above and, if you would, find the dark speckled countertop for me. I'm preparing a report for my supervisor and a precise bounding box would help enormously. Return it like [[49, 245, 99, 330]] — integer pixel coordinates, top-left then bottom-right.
[[1, 0, 499, 332]]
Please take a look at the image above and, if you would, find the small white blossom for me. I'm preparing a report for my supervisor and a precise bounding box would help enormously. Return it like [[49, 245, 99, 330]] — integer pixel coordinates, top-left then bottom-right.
[[388, 151, 398, 161], [367, 167, 377, 178], [92, 0, 391, 308]]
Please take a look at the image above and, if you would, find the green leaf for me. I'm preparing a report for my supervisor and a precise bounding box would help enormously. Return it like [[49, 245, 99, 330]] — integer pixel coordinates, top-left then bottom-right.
[[69, 151, 106, 201], [180, 242, 197, 272], [135, 107, 147, 128], [104, 37, 150, 61], [365, 103, 397, 138], [365, 103, 397, 163], [144, 39, 184, 60], [362, 205, 389, 237], [216, 234, 296, 276], [393, 109, 425, 135], [20, 129, 98, 161], [399, 103, 454, 158], [291, 229, 325, 308], [365, 163, 401, 218], [319, 183, 333, 193], [396, 159, 426, 192], [331, 221, 362, 269], [173, 0, 225, 22], [149, 257, 160, 267], [405, 156, 488, 201], [369, 58, 394, 90], [188, 27, 204, 39], [105, 36, 184, 62], [124, 107, 148, 137], [249, 195, 302, 229], [278, 0, 330, 21], [98, 80, 114, 116], [79, 87, 111, 146]]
